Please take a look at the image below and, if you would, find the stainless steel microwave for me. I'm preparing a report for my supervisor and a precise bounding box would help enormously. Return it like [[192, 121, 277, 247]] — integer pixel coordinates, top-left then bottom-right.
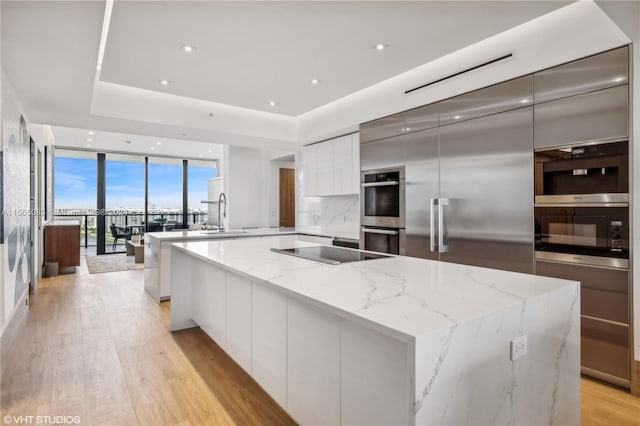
[[534, 140, 628, 205], [360, 166, 405, 228]]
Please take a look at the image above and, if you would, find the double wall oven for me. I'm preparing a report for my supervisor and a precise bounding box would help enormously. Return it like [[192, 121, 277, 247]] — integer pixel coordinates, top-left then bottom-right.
[[534, 139, 632, 388], [360, 166, 406, 255]]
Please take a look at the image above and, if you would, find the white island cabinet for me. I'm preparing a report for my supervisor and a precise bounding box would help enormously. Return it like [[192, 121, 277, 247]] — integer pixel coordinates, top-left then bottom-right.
[[170, 236, 580, 426]]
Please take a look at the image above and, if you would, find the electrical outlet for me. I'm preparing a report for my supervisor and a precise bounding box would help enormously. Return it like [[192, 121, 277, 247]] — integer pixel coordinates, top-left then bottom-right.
[[510, 335, 527, 361]]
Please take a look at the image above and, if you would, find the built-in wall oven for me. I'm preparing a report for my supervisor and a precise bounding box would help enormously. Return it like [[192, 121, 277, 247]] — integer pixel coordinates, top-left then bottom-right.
[[534, 139, 631, 388], [534, 140, 629, 268], [360, 166, 406, 255], [534, 206, 628, 268]]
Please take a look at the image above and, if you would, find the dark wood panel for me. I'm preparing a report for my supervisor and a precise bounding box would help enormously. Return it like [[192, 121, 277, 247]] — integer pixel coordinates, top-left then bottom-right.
[[44, 224, 80, 267], [279, 168, 295, 228]]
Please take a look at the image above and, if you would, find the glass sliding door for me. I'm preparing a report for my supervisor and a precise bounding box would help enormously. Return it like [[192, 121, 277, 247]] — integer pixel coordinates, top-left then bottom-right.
[[104, 154, 145, 253], [53, 149, 97, 251], [148, 157, 184, 232], [187, 159, 217, 228]]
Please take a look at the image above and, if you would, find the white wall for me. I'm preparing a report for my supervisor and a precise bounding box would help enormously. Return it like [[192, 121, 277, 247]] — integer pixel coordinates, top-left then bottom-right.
[[595, 0, 640, 364], [268, 159, 295, 228], [0, 73, 53, 337], [223, 145, 270, 229], [1, 72, 30, 335]]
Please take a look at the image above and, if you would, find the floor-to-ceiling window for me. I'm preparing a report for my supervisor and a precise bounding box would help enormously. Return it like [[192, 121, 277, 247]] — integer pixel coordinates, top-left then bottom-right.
[[53, 149, 97, 248], [147, 157, 184, 231], [54, 149, 218, 255], [187, 159, 217, 226], [104, 153, 145, 253]]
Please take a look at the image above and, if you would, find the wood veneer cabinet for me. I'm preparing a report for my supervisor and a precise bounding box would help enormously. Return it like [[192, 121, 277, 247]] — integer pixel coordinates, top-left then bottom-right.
[[44, 221, 80, 268]]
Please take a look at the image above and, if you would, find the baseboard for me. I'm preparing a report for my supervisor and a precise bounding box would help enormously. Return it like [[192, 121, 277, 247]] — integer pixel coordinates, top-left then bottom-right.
[[0, 287, 29, 339]]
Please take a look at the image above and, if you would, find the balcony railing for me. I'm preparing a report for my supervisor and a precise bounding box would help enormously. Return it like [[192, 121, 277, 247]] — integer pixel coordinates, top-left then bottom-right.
[[53, 212, 208, 249]]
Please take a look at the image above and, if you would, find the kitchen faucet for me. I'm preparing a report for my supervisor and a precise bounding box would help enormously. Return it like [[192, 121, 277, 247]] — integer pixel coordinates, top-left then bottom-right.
[[218, 192, 227, 232]]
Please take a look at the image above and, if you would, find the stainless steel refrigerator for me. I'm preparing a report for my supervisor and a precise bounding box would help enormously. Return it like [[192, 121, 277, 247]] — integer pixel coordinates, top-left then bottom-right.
[[361, 77, 534, 274]]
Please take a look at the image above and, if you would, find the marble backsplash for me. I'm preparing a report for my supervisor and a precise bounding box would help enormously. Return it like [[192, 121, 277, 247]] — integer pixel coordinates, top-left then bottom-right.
[[296, 194, 360, 240]]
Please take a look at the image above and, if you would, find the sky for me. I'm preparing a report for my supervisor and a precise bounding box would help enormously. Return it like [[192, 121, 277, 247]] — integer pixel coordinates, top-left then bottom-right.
[[54, 156, 216, 210]]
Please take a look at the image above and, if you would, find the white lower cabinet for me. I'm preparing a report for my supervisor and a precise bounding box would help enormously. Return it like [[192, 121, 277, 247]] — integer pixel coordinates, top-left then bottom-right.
[[287, 298, 341, 426], [341, 320, 411, 426], [225, 273, 253, 374], [209, 265, 226, 346], [187, 262, 411, 425], [192, 261, 225, 342], [251, 283, 287, 408]]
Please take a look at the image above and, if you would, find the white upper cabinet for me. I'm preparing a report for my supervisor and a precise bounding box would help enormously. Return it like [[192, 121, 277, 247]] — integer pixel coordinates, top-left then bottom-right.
[[302, 133, 360, 197]]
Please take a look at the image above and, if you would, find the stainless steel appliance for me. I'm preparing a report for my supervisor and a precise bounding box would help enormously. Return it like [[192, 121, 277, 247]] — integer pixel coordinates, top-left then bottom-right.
[[270, 246, 391, 265], [360, 227, 406, 255], [385, 100, 534, 273], [535, 206, 628, 268], [360, 167, 405, 228], [534, 140, 629, 205]]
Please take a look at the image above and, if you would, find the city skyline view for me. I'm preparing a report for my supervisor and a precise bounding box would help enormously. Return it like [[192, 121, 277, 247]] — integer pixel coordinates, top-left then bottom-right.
[[55, 156, 217, 211]]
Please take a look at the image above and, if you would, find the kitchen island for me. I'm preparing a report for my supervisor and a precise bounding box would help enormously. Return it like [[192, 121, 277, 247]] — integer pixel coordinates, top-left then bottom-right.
[[143, 227, 296, 302], [170, 235, 580, 425]]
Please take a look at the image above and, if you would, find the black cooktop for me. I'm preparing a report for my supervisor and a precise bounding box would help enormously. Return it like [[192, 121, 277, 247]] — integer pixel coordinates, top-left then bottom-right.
[[270, 245, 391, 265]]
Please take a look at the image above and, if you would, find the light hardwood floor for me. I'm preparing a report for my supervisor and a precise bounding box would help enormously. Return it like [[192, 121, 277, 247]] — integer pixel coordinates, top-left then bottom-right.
[[1, 258, 639, 425]]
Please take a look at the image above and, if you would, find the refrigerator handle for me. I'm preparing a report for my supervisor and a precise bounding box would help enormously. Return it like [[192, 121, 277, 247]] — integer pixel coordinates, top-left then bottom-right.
[[429, 198, 437, 252], [438, 198, 449, 253]]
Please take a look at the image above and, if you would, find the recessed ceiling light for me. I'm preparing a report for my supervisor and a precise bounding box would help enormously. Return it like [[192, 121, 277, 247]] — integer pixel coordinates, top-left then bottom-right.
[[269, 101, 277, 107], [454, 115, 461, 120], [88, 131, 95, 135], [150, 147, 155, 151], [310, 79, 320, 85], [181, 44, 195, 53], [86, 143, 91, 147], [87, 138, 93, 142], [160, 79, 171, 86], [156, 141, 162, 145], [374, 43, 388, 51]]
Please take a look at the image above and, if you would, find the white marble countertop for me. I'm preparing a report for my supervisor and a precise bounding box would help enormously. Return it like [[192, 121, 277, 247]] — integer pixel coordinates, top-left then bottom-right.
[[146, 227, 296, 242], [172, 235, 578, 340]]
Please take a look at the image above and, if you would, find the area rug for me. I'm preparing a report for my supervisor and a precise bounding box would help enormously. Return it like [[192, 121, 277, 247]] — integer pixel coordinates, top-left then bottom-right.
[[85, 254, 144, 274]]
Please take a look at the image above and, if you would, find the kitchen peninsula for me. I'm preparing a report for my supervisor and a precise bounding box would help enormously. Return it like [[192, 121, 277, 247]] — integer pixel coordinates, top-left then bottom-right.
[[170, 235, 580, 425], [144, 227, 296, 302]]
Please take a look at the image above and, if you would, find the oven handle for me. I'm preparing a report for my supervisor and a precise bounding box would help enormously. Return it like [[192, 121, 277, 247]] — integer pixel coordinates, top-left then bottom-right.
[[361, 181, 399, 187], [438, 198, 449, 253], [362, 228, 399, 235]]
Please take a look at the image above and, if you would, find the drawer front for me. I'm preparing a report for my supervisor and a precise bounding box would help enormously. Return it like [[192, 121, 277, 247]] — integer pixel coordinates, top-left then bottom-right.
[[581, 316, 630, 381], [533, 85, 628, 149], [534, 46, 628, 103], [535, 260, 629, 324]]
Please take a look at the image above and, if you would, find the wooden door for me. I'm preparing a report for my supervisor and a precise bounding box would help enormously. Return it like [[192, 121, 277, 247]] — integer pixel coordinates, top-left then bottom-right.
[[279, 168, 295, 227]]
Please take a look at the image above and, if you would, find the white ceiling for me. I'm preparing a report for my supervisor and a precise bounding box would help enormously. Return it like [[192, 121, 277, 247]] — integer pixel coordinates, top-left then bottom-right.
[[50, 126, 224, 160], [100, 1, 569, 116], [0, 1, 632, 151]]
